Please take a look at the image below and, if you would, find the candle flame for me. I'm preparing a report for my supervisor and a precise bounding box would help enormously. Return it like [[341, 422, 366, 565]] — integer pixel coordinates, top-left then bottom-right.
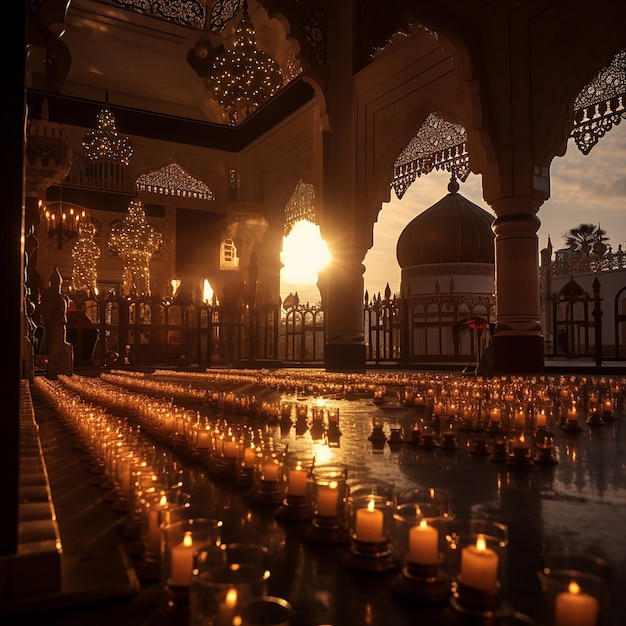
[[159, 494, 168, 506], [476, 533, 487, 552], [419, 519, 428, 529], [225, 587, 238, 607], [329, 480, 338, 489], [568, 581, 581, 595], [183, 531, 193, 547], [367, 498, 376, 513]]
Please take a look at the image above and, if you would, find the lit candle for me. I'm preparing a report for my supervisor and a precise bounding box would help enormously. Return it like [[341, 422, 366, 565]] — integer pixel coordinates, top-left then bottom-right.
[[355, 498, 384, 543], [288, 463, 308, 496], [223, 440, 238, 458], [535, 409, 547, 428], [197, 430, 211, 449], [490, 407, 501, 423], [566, 401, 578, 422], [170, 531, 195, 586], [408, 519, 439, 564], [555, 581, 599, 626], [218, 587, 238, 626], [263, 460, 281, 481], [243, 446, 256, 468], [460, 534, 499, 592], [317, 481, 339, 516]]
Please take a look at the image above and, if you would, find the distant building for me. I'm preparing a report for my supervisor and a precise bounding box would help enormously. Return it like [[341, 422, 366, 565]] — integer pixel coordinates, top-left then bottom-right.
[[396, 175, 495, 361], [540, 238, 626, 358]]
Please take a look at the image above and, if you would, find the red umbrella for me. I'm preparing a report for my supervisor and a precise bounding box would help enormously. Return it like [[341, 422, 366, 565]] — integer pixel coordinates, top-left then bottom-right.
[[452, 316, 490, 332], [451, 317, 492, 370]]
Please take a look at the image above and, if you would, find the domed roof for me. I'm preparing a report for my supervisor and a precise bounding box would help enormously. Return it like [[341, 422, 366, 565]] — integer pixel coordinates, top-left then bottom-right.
[[396, 177, 495, 267]]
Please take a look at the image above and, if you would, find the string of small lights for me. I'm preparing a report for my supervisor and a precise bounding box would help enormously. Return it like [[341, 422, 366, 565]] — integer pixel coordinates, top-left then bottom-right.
[[107, 200, 163, 296]]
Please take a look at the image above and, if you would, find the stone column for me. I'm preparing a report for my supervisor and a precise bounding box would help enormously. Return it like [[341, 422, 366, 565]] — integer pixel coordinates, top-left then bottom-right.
[[322, 247, 367, 372], [491, 197, 544, 373]]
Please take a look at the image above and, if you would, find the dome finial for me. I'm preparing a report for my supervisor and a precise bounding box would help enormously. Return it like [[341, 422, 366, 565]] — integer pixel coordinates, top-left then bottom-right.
[[448, 170, 460, 194]]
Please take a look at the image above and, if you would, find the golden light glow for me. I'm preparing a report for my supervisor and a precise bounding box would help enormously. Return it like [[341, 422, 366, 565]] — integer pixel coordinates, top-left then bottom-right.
[[107, 200, 162, 296], [281, 220, 331, 284], [568, 581, 581, 595], [203, 279, 215, 304], [476, 534, 487, 552], [72, 221, 99, 293]]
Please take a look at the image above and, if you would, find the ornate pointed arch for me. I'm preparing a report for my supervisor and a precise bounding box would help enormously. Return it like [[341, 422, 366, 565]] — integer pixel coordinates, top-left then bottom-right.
[[283, 179, 316, 235], [571, 49, 626, 155], [391, 112, 470, 200], [135, 162, 215, 200]]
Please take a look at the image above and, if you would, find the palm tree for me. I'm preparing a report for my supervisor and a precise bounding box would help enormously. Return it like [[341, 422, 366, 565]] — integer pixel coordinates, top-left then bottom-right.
[[562, 223, 609, 256]]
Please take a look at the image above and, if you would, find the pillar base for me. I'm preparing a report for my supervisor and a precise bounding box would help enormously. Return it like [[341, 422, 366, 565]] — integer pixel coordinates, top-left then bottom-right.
[[493, 335, 544, 374], [324, 343, 366, 373]]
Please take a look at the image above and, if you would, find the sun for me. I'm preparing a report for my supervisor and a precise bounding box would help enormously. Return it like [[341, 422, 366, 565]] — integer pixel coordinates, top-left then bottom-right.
[[281, 220, 331, 285]]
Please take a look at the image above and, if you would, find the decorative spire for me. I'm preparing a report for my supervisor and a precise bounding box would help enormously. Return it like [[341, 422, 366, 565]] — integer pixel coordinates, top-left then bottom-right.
[[448, 171, 460, 194]]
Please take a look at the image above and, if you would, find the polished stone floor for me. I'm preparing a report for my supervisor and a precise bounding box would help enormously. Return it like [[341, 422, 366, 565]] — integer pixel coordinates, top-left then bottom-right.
[[3, 368, 625, 626]]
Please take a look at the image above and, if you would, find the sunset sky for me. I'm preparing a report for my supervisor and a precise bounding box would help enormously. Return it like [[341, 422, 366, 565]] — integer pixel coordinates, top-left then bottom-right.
[[363, 121, 626, 299], [282, 121, 625, 304]]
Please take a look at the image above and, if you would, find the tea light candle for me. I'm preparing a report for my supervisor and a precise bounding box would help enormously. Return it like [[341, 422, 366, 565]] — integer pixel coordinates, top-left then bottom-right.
[[170, 531, 195, 586], [490, 407, 501, 423], [355, 499, 384, 542], [408, 519, 439, 564], [317, 481, 339, 516], [555, 581, 598, 626], [288, 463, 308, 496], [461, 533, 499, 592]]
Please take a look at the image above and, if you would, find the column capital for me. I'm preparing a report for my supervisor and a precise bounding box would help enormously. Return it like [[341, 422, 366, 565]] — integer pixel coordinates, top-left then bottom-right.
[[488, 192, 546, 218]]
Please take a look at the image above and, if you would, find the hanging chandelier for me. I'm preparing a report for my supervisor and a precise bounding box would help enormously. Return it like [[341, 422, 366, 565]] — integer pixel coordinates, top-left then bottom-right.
[[200, 3, 284, 125], [42, 185, 86, 249]]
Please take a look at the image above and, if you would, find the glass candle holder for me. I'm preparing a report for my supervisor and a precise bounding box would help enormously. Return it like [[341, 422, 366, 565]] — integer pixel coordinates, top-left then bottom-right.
[[139, 486, 190, 564], [538, 553, 609, 626], [236, 442, 260, 488], [342, 479, 397, 572], [244, 595, 293, 626], [533, 432, 558, 465], [446, 519, 509, 617], [161, 517, 223, 589], [190, 542, 271, 626], [416, 415, 438, 448], [391, 498, 453, 602], [439, 416, 460, 449], [304, 463, 349, 544], [213, 433, 242, 480], [507, 431, 534, 466], [275, 454, 315, 520], [248, 447, 286, 505]]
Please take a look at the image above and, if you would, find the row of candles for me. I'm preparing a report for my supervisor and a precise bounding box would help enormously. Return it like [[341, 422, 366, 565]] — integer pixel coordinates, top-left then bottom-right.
[[33, 374, 612, 626], [95, 369, 620, 471], [109, 368, 624, 430]]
